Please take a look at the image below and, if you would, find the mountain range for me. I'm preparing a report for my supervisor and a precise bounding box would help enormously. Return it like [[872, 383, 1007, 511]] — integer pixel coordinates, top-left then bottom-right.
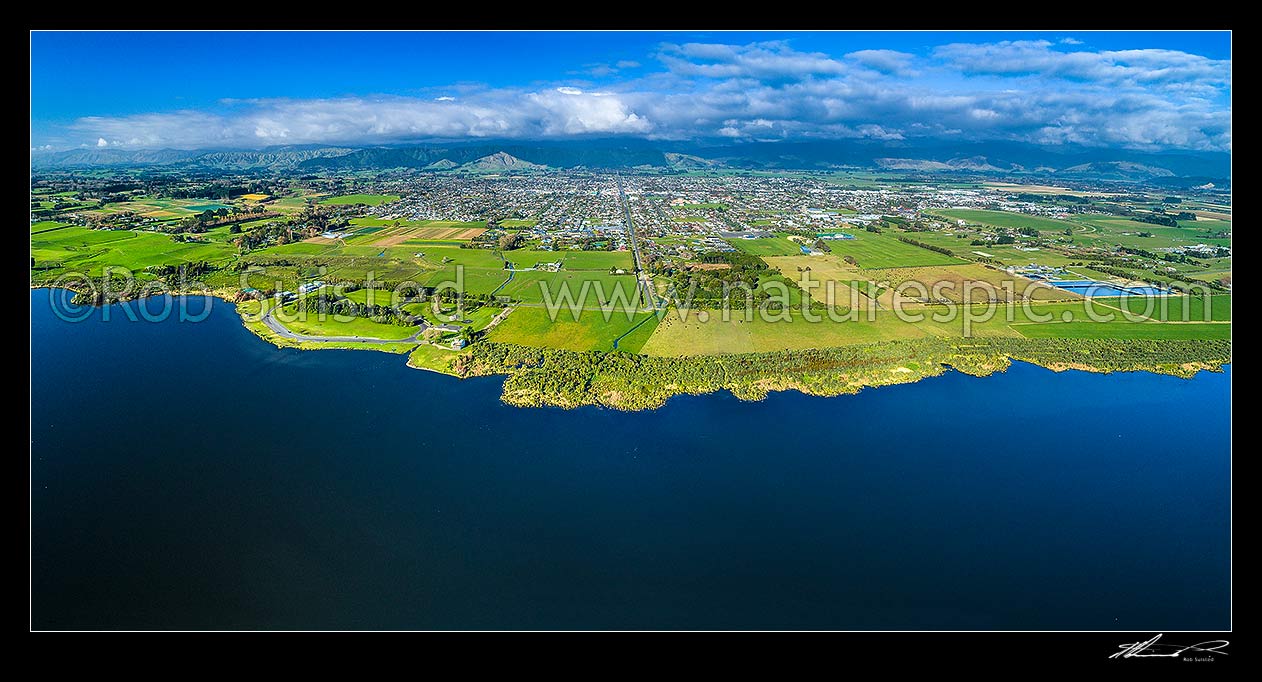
[[30, 139, 1231, 184]]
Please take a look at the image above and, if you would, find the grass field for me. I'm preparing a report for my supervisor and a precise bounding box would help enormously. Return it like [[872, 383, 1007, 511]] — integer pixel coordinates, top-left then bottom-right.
[[640, 308, 931, 356], [970, 245, 1080, 269], [340, 288, 406, 306], [319, 194, 401, 206], [1097, 294, 1231, 322], [728, 236, 803, 257], [486, 306, 657, 352], [274, 304, 418, 339], [1013, 321, 1230, 340], [31, 220, 73, 235], [877, 264, 1081, 303], [552, 250, 635, 271], [638, 292, 1231, 354], [934, 209, 1077, 232], [500, 271, 642, 306], [764, 255, 866, 308], [824, 231, 966, 269], [31, 227, 237, 276]]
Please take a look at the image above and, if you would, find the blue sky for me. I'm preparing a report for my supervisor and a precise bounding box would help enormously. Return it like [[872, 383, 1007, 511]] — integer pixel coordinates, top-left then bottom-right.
[[30, 31, 1231, 152]]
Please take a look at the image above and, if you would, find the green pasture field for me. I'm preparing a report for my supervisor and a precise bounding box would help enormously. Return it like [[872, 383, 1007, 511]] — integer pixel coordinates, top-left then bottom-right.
[[640, 308, 930, 356], [274, 304, 418, 340], [497, 271, 641, 306], [486, 306, 656, 352], [31, 227, 237, 275], [612, 313, 662, 354], [728, 236, 803, 257], [1069, 216, 1227, 248], [319, 194, 401, 206], [824, 231, 966, 269], [933, 209, 1076, 232], [31, 220, 73, 235], [412, 246, 504, 270], [1013, 321, 1230, 340], [340, 288, 406, 306], [237, 300, 416, 354], [183, 203, 232, 213], [1179, 218, 1231, 231], [267, 242, 337, 256], [1095, 294, 1231, 322], [557, 250, 635, 270], [420, 266, 510, 295], [348, 217, 419, 227], [973, 245, 1079, 268]]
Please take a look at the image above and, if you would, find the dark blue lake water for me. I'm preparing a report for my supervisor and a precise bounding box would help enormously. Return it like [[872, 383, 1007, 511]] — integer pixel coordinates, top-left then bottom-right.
[[30, 289, 1231, 630]]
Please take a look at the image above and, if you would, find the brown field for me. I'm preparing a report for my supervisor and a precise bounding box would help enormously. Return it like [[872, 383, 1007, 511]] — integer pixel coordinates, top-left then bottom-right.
[[1192, 210, 1232, 221], [364, 226, 486, 245], [686, 262, 732, 271], [981, 182, 1128, 198], [373, 230, 415, 247], [875, 264, 1082, 304], [302, 236, 340, 245], [414, 227, 486, 240], [765, 255, 874, 309]]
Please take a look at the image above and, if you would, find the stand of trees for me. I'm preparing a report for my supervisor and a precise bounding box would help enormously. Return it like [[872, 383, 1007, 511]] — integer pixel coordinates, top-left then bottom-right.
[[896, 236, 956, 257], [450, 337, 1232, 411]]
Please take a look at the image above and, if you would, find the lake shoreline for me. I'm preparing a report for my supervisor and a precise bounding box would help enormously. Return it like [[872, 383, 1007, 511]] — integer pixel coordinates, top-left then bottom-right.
[[32, 285, 1232, 412]]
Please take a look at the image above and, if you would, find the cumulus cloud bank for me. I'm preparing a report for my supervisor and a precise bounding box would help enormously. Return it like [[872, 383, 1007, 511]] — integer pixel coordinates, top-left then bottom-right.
[[61, 38, 1231, 152]]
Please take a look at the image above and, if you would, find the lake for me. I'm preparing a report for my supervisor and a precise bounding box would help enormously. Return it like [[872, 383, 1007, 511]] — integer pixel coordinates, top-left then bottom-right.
[[30, 289, 1231, 630]]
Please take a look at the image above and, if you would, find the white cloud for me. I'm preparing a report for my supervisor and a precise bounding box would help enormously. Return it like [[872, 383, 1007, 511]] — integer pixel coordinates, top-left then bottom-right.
[[932, 40, 1230, 95], [56, 39, 1231, 152], [658, 41, 848, 81], [845, 49, 916, 75], [71, 89, 655, 148]]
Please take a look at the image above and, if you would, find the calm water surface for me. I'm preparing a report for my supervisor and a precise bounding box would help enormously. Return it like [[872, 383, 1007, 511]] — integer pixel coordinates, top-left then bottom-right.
[[30, 290, 1231, 629]]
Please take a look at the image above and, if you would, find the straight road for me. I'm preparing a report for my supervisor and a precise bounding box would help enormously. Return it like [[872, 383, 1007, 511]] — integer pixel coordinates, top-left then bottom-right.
[[615, 175, 657, 311]]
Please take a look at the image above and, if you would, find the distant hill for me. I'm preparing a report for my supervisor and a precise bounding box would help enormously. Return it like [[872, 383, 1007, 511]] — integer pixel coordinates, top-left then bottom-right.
[[1058, 161, 1176, 180], [29, 144, 352, 170], [30, 148, 202, 167], [191, 146, 355, 170], [875, 156, 1016, 172], [293, 143, 670, 170], [30, 138, 1231, 185], [664, 152, 719, 170], [458, 152, 546, 172]]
